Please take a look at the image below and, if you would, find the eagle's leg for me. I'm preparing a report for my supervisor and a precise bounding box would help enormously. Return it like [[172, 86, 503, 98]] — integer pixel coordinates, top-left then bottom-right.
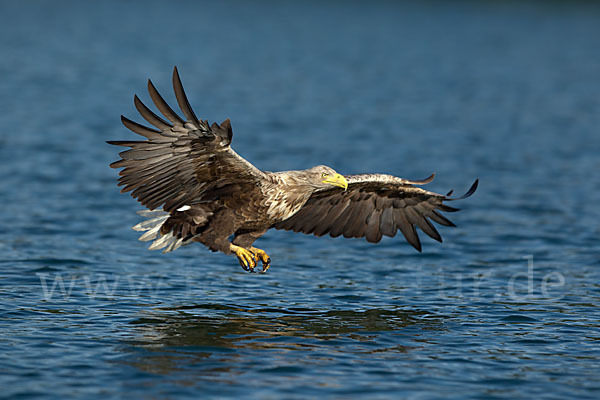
[[232, 229, 270, 272], [189, 209, 260, 272], [229, 244, 258, 272], [249, 247, 271, 272]]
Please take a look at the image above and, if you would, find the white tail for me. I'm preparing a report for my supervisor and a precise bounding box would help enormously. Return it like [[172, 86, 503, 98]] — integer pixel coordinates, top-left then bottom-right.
[[133, 210, 186, 253]]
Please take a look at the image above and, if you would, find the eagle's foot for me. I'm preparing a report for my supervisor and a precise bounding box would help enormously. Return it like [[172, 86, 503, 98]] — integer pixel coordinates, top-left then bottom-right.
[[250, 247, 271, 273], [230, 244, 257, 272]]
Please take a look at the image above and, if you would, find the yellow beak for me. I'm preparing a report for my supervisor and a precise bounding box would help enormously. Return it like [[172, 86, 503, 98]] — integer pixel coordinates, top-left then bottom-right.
[[322, 173, 348, 191]]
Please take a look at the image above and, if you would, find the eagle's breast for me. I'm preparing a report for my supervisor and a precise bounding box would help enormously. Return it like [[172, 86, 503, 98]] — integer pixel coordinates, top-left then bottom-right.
[[263, 174, 313, 221]]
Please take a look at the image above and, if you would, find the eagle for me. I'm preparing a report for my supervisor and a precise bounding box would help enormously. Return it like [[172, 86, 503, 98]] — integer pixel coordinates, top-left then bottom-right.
[[108, 67, 478, 272]]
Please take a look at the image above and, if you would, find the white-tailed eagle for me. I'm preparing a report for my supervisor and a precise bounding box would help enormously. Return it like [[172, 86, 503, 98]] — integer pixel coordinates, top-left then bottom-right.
[[108, 67, 478, 272]]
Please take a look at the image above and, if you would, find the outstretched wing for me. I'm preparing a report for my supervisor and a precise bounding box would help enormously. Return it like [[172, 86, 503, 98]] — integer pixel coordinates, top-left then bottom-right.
[[108, 67, 266, 212], [274, 174, 478, 251]]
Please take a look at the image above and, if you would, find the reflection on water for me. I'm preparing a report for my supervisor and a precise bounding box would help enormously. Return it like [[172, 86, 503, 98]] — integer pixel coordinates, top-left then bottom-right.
[[125, 304, 443, 377]]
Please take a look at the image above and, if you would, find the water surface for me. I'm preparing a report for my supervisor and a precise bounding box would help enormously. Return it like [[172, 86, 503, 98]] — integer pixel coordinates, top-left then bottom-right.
[[1, 1, 599, 399]]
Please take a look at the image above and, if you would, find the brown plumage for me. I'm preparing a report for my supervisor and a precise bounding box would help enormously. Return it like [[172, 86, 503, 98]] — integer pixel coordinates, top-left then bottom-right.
[[108, 67, 478, 272]]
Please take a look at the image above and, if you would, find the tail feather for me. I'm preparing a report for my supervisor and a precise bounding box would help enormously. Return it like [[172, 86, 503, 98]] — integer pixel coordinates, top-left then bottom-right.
[[137, 209, 167, 217], [138, 224, 163, 242], [148, 232, 175, 250], [133, 210, 187, 253], [133, 215, 170, 232], [164, 237, 185, 253]]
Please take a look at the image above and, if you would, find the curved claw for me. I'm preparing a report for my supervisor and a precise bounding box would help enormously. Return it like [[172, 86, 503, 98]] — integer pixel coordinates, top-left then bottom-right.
[[250, 247, 271, 273], [261, 259, 271, 273], [230, 244, 257, 272]]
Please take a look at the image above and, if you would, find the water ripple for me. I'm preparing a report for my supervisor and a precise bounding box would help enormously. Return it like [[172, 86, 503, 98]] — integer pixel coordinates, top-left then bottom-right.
[[1, 0, 600, 399]]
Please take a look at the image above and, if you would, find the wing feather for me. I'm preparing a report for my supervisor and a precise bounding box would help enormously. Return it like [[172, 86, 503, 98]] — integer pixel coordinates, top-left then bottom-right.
[[134, 95, 173, 130], [405, 207, 442, 242], [275, 174, 477, 251], [313, 200, 349, 236], [365, 209, 382, 243], [379, 207, 396, 237], [120, 115, 165, 140], [343, 198, 374, 238], [429, 210, 456, 227], [108, 67, 266, 212], [395, 208, 422, 251], [172, 66, 200, 123], [329, 201, 357, 237], [147, 79, 185, 126]]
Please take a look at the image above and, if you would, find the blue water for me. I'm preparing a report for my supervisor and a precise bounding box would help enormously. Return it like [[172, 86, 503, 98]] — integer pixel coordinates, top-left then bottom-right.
[[1, 0, 599, 398]]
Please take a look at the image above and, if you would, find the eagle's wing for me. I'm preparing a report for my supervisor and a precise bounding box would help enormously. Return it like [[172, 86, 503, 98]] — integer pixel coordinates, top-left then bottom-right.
[[108, 67, 266, 212], [274, 174, 478, 251]]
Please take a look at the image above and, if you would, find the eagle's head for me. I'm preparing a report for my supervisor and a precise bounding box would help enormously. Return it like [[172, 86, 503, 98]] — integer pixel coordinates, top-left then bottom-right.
[[307, 165, 348, 191]]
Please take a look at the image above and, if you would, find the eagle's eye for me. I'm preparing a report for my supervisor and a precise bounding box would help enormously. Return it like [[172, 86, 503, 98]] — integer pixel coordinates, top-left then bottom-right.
[[321, 173, 329, 178]]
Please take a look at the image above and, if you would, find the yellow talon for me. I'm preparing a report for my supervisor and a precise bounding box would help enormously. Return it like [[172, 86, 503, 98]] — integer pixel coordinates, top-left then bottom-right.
[[250, 247, 271, 273], [230, 244, 257, 272]]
